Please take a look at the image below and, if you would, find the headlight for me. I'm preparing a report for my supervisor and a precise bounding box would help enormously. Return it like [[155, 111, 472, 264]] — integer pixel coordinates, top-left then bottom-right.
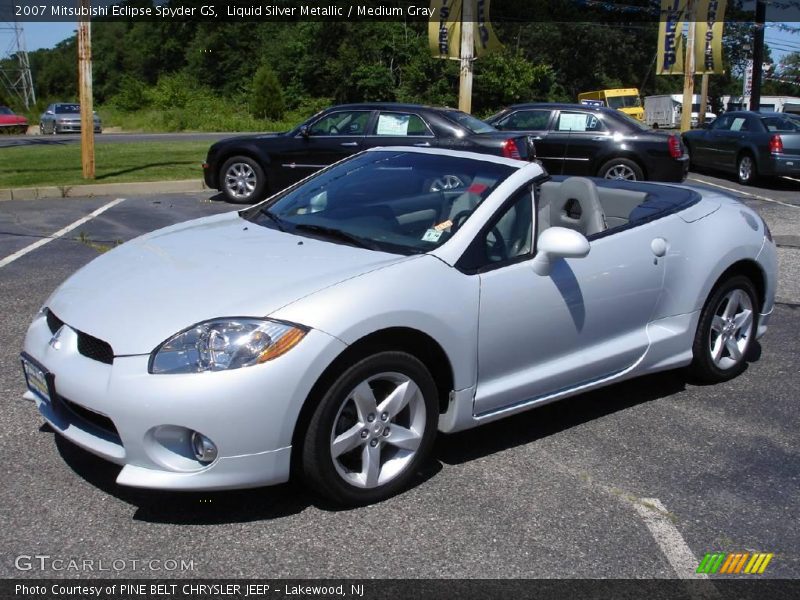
[[149, 318, 308, 374]]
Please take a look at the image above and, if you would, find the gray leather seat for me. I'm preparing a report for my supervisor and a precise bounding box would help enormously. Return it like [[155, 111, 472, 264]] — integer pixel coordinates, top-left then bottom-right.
[[545, 177, 607, 237]]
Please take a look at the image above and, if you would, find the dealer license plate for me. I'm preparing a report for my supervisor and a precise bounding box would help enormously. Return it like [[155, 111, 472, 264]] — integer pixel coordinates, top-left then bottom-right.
[[21, 354, 52, 404]]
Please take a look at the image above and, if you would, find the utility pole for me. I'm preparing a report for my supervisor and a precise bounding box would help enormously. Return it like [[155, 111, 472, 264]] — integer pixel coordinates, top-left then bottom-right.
[[680, 0, 697, 132], [698, 73, 709, 126], [458, 0, 474, 113], [77, 0, 94, 179], [749, 0, 766, 112]]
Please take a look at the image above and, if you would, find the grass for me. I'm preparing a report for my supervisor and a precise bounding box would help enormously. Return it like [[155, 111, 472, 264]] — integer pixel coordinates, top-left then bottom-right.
[[0, 140, 211, 189]]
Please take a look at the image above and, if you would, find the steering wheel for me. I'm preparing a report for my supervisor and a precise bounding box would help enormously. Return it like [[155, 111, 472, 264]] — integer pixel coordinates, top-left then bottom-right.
[[449, 210, 507, 261]]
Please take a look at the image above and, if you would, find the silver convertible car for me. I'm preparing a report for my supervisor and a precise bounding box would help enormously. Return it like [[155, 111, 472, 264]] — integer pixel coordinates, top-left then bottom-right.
[[21, 148, 777, 505]]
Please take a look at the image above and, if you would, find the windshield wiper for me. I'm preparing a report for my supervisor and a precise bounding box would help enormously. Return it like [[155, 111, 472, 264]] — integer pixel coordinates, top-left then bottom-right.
[[259, 209, 286, 232], [293, 224, 377, 250]]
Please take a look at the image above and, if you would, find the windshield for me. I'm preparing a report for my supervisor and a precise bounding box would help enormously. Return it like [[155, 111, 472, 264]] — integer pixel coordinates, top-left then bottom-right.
[[610, 111, 651, 132], [243, 151, 515, 255], [761, 115, 800, 132], [56, 104, 80, 113], [443, 110, 497, 134], [606, 95, 642, 109], [0, 106, 12, 115]]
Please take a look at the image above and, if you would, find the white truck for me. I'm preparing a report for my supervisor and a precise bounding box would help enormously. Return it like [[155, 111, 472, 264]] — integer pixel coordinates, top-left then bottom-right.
[[644, 94, 716, 128]]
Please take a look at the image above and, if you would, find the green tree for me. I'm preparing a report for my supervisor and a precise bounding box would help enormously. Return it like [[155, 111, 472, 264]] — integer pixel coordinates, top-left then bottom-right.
[[250, 63, 285, 120]]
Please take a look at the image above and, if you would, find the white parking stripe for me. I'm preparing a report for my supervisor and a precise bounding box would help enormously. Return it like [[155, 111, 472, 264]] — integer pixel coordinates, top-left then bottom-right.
[[0, 198, 126, 268], [687, 176, 800, 209], [631, 498, 708, 579]]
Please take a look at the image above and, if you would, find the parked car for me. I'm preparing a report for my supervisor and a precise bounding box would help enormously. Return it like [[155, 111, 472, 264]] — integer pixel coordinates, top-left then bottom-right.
[[22, 147, 776, 505], [486, 103, 689, 182], [203, 103, 533, 203], [0, 106, 28, 134], [39, 103, 102, 134], [682, 110, 800, 185]]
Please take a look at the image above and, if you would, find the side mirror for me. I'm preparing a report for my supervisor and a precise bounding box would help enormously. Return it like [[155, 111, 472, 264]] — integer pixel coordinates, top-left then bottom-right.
[[531, 227, 590, 276], [46, 110, 54, 115], [299, 125, 310, 138]]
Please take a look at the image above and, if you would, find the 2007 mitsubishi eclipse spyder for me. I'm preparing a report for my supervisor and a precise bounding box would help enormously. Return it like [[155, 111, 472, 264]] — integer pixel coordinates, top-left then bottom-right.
[[21, 147, 777, 505]]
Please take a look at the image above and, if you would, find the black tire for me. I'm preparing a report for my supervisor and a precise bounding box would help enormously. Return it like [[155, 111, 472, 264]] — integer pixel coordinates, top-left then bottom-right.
[[690, 275, 759, 383], [302, 351, 439, 506], [219, 156, 267, 204], [736, 152, 757, 185], [598, 158, 644, 181]]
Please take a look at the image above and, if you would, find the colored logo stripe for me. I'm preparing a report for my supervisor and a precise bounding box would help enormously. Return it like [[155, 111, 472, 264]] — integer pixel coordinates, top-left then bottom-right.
[[697, 552, 774, 574]]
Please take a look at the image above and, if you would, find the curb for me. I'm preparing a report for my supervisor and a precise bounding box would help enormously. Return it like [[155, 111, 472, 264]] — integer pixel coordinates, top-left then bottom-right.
[[0, 179, 208, 201]]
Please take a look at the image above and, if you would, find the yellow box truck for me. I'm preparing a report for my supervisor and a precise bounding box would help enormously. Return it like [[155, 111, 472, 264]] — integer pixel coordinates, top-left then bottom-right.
[[578, 88, 644, 121]]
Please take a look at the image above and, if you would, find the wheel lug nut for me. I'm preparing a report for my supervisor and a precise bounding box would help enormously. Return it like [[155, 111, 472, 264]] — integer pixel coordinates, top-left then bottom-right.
[[370, 439, 378, 447], [381, 412, 389, 421], [382, 428, 390, 436], [367, 414, 375, 423], [361, 430, 368, 439]]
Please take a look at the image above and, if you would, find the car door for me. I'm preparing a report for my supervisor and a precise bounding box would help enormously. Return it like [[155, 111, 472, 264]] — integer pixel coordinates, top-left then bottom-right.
[[473, 186, 666, 416], [696, 114, 738, 169], [275, 109, 373, 187], [361, 110, 438, 151], [534, 110, 607, 176]]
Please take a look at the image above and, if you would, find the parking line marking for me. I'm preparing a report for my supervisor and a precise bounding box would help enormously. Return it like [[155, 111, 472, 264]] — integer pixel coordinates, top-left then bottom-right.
[[631, 498, 708, 579], [0, 197, 126, 268], [687, 176, 800, 209]]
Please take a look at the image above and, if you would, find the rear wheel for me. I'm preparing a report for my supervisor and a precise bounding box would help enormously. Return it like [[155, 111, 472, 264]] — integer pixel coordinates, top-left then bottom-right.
[[690, 275, 759, 383], [302, 351, 438, 505], [737, 153, 757, 185], [598, 158, 644, 181], [220, 156, 266, 203]]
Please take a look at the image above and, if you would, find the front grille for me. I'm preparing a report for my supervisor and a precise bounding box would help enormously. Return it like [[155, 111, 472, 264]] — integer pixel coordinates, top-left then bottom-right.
[[58, 396, 120, 439], [45, 309, 64, 334], [77, 332, 114, 365], [45, 308, 115, 365]]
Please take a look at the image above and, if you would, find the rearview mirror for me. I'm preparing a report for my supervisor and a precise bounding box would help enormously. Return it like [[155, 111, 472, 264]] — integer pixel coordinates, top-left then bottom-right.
[[532, 227, 590, 276]]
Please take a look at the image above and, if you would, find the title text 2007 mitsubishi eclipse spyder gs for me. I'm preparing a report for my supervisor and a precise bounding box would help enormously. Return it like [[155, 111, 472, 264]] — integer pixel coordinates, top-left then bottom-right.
[[21, 147, 777, 505]]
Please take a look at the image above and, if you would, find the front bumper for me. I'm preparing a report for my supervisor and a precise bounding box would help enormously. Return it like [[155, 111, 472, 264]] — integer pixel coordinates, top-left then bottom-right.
[[22, 310, 347, 491], [54, 122, 102, 134]]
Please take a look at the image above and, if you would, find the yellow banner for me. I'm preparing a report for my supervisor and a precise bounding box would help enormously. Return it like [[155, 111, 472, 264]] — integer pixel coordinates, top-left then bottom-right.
[[474, 0, 502, 56], [695, 0, 727, 74], [656, 0, 687, 75], [428, 0, 501, 59], [429, 0, 462, 59]]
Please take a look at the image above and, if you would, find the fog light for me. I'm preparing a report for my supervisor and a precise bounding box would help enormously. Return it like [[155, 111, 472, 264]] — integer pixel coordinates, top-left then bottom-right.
[[191, 432, 217, 464]]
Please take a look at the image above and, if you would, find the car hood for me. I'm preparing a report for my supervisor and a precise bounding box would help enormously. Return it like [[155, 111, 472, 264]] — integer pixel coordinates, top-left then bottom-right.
[[46, 212, 410, 355]]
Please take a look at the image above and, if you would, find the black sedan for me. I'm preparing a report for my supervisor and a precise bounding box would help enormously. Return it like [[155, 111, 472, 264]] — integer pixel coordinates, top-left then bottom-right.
[[682, 111, 800, 185], [486, 103, 688, 182], [204, 103, 533, 203]]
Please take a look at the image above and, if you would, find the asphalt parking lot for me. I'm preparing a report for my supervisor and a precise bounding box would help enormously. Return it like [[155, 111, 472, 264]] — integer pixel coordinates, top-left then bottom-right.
[[0, 172, 797, 580]]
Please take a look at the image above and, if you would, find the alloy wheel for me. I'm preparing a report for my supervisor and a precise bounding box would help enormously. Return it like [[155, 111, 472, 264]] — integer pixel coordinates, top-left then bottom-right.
[[708, 288, 754, 370], [224, 162, 257, 200]]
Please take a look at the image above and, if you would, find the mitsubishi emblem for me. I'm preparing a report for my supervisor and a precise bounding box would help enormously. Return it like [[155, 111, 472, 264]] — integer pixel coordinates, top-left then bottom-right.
[[49, 325, 64, 350]]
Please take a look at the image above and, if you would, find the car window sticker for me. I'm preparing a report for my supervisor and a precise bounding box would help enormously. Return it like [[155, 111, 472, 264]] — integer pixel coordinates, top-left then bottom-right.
[[422, 229, 443, 242], [377, 114, 410, 136]]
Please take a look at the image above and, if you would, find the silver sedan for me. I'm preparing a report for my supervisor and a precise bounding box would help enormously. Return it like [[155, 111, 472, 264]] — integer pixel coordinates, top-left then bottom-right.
[[39, 103, 102, 134], [21, 147, 777, 505]]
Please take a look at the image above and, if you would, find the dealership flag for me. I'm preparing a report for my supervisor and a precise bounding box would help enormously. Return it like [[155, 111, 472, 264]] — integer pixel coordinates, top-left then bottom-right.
[[694, 0, 727, 74], [429, 0, 502, 59], [656, 0, 688, 75]]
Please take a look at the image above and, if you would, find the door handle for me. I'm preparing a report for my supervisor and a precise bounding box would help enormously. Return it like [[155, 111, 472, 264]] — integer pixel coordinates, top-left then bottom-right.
[[530, 136, 543, 141], [413, 142, 431, 147], [591, 136, 609, 141], [340, 142, 359, 147]]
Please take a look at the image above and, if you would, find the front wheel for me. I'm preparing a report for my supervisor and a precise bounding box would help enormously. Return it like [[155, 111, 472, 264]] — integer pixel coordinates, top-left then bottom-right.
[[220, 156, 267, 203], [690, 275, 759, 383], [302, 351, 439, 505], [598, 158, 644, 181]]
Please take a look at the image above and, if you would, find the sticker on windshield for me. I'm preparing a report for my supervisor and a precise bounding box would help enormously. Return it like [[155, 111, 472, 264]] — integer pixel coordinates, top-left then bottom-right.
[[422, 229, 443, 242]]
